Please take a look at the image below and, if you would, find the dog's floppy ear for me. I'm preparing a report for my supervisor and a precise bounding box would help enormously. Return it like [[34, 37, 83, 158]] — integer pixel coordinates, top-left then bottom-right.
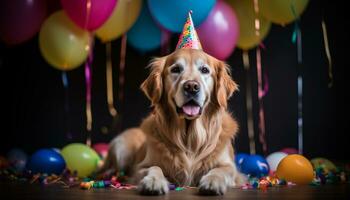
[[140, 57, 166, 106], [215, 60, 238, 108]]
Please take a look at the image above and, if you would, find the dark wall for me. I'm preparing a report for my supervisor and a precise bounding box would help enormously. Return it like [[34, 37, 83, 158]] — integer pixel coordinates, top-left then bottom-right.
[[0, 0, 346, 159]]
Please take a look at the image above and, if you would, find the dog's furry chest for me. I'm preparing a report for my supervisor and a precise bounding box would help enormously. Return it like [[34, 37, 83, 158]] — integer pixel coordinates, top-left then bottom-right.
[[161, 152, 213, 186]]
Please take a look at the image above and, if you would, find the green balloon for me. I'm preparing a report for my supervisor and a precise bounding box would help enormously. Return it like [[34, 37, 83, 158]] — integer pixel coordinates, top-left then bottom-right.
[[61, 143, 100, 178], [311, 157, 337, 172]]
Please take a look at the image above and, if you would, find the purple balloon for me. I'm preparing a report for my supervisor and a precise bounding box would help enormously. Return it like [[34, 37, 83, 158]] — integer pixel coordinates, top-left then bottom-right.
[[0, 0, 47, 45], [197, 0, 239, 60], [61, 0, 117, 31]]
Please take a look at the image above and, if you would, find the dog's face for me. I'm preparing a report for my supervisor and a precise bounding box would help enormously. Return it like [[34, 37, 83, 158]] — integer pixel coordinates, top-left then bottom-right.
[[141, 49, 237, 120]]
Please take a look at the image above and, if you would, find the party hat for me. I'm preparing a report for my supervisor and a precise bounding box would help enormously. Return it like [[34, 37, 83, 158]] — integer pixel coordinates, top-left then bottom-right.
[[176, 11, 202, 50]]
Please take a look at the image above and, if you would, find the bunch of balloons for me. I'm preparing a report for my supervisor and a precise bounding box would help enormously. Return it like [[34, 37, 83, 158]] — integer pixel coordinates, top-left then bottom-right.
[[1, 0, 311, 69], [4, 143, 102, 178], [236, 150, 337, 186]]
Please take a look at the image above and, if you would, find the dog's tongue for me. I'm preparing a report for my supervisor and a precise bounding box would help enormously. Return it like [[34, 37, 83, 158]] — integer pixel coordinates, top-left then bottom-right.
[[182, 105, 200, 116]]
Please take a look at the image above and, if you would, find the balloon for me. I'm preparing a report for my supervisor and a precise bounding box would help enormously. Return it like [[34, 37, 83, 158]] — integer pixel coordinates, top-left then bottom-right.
[[96, 0, 142, 42], [235, 153, 249, 172], [26, 149, 66, 175], [241, 155, 269, 177], [0, 0, 47, 45], [61, 143, 100, 178], [280, 147, 298, 155], [227, 0, 271, 50], [148, 0, 216, 33], [276, 154, 314, 185], [266, 152, 287, 172], [61, 0, 117, 31], [39, 11, 90, 71], [197, 0, 239, 60], [7, 148, 28, 172], [311, 158, 337, 172], [92, 143, 109, 159], [260, 0, 309, 25], [52, 148, 61, 153], [127, 4, 171, 52]]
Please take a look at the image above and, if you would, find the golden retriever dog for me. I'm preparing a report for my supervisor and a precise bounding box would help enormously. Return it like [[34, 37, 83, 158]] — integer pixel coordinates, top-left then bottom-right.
[[102, 48, 243, 195]]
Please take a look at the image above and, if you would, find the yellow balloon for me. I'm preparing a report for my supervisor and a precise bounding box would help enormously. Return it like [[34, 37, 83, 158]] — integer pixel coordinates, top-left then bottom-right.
[[61, 143, 100, 178], [96, 0, 143, 42], [276, 154, 314, 185], [227, 0, 271, 50], [260, 0, 309, 25], [39, 11, 90, 71]]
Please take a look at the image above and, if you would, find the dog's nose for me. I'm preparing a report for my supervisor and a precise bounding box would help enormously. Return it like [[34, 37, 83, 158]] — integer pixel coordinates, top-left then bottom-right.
[[183, 80, 200, 95]]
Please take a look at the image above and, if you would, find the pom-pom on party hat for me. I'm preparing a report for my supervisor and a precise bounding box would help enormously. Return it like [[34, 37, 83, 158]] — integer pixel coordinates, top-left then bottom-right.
[[176, 11, 202, 50]]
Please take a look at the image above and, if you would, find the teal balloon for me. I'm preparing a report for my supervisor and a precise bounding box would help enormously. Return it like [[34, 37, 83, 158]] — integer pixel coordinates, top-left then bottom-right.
[[127, 4, 169, 52], [148, 0, 216, 33]]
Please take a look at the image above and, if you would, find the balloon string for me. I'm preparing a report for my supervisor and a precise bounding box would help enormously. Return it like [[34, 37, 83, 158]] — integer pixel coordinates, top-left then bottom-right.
[[119, 35, 127, 102], [321, 20, 333, 88], [243, 51, 256, 155], [61, 72, 72, 140], [106, 42, 118, 117]]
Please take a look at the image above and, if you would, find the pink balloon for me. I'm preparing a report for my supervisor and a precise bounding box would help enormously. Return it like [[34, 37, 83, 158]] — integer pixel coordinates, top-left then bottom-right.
[[61, 0, 117, 31], [280, 147, 299, 155], [197, 0, 239, 60], [92, 143, 109, 159], [0, 0, 47, 45]]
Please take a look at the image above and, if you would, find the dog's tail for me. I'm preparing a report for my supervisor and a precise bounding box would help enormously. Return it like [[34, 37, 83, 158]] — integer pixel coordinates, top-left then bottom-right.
[[97, 128, 146, 175]]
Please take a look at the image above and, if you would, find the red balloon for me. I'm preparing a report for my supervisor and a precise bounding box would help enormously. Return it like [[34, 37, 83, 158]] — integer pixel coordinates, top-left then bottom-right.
[[0, 0, 47, 45], [92, 143, 109, 159], [197, 0, 239, 60], [280, 147, 299, 155], [61, 0, 117, 31]]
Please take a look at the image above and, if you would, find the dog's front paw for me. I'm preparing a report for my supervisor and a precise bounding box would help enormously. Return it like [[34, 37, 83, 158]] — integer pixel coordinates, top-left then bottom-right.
[[138, 175, 169, 195], [199, 174, 227, 195]]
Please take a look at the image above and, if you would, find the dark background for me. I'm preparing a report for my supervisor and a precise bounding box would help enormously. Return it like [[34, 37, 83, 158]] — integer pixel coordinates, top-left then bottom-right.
[[0, 0, 346, 160]]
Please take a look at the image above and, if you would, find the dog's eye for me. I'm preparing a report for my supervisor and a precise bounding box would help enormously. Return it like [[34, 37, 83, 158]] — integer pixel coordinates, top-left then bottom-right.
[[170, 65, 182, 74], [200, 66, 210, 74]]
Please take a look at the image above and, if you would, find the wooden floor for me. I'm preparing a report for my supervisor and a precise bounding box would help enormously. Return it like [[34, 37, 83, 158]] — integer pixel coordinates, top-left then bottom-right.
[[1, 182, 349, 200]]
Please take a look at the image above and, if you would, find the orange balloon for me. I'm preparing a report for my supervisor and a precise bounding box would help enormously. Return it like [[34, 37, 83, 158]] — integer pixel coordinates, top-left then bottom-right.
[[276, 154, 314, 185]]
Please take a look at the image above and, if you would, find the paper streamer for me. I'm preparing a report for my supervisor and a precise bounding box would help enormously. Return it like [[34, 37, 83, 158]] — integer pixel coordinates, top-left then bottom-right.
[[291, 4, 303, 154], [106, 42, 118, 117], [253, 0, 268, 154], [243, 51, 256, 155], [118, 35, 127, 103], [321, 20, 333, 88], [256, 47, 267, 154], [85, 0, 92, 146], [161, 29, 171, 56], [61, 72, 72, 140]]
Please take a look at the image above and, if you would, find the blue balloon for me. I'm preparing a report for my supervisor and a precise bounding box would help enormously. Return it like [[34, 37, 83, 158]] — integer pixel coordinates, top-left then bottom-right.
[[128, 4, 169, 52], [235, 153, 249, 171], [7, 148, 28, 172], [241, 155, 269, 177], [26, 149, 66, 175], [148, 0, 216, 33]]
